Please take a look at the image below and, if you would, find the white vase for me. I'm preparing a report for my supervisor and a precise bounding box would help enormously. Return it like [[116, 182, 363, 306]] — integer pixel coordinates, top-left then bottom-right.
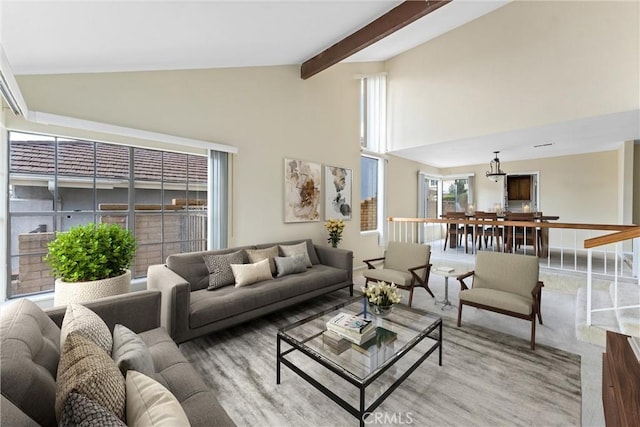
[[53, 270, 131, 307]]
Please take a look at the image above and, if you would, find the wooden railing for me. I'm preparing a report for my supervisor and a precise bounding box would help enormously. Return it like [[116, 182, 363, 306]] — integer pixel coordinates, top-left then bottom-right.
[[583, 226, 640, 327]]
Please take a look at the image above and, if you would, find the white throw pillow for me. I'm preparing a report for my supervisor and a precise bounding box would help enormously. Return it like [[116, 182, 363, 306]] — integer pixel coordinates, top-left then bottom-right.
[[279, 242, 312, 267], [126, 371, 191, 427], [60, 303, 113, 355], [231, 258, 273, 287]]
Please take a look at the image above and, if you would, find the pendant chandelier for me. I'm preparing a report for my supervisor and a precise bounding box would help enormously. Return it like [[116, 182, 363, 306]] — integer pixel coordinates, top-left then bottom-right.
[[486, 151, 506, 182]]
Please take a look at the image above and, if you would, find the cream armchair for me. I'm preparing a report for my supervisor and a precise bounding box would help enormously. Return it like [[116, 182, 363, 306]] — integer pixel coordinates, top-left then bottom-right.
[[362, 242, 433, 308], [456, 251, 543, 350]]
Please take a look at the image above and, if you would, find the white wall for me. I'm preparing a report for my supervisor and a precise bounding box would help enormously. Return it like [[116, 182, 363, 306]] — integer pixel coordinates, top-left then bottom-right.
[[386, 0, 639, 150]]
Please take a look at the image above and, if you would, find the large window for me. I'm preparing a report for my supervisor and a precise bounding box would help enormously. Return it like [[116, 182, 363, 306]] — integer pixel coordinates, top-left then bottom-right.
[[442, 178, 470, 213], [7, 131, 224, 299], [360, 156, 380, 232]]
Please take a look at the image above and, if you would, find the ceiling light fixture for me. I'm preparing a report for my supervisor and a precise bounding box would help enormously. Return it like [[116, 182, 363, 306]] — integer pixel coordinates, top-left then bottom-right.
[[486, 151, 506, 182]]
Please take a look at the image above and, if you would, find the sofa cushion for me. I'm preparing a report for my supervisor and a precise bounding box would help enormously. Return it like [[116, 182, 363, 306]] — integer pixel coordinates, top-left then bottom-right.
[[257, 239, 320, 265], [245, 246, 278, 276], [459, 288, 533, 316], [279, 242, 313, 267], [231, 258, 273, 287], [60, 303, 113, 355], [189, 264, 348, 328], [204, 250, 245, 290], [112, 324, 155, 377], [166, 246, 254, 291], [139, 328, 235, 426], [0, 299, 61, 427], [55, 333, 126, 422], [274, 254, 307, 277], [126, 371, 190, 427], [59, 392, 126, 427]]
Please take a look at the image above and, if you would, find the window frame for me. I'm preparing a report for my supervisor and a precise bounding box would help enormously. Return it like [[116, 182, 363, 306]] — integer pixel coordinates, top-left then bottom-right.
[[5, 130, 226, 300]]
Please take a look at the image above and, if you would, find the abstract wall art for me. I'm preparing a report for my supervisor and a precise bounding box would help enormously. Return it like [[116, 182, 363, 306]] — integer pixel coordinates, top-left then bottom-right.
[[325, 165, 352, 220], [284, 158, 321, 222]]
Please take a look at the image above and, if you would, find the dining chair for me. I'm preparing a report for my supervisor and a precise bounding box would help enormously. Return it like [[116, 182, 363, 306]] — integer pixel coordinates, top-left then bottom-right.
[[504, 212, 540, 256], [474, 211, 503, 251], [443, 212, 472, 253]]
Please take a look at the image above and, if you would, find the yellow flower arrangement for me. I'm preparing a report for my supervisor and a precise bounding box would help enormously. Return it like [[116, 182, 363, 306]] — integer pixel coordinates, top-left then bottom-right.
[[324, 218, 345, 248]]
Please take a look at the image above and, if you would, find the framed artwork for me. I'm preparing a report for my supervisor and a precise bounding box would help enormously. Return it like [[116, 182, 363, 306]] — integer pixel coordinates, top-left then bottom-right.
[[284, 158, 321, 222], [325, 165, 352, 220]]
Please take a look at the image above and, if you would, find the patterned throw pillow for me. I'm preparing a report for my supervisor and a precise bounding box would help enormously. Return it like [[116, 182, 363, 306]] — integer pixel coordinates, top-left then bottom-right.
[[112, 324, 155, 377], [203, 251, 244, 290], [60, 303, 113, 355], [274, 254, 307, 278], [230, 258, 273, 287], [280, 242, 312, 267], [126, 371, 191, 427], [59, 392, 126, 427], [245, 246, 278, 275], [56, 333, 126, 422]]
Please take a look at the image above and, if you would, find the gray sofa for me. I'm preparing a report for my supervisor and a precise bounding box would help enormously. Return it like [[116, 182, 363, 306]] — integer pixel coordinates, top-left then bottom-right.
[[147, 239, 353, 343], [0, 290, 235, 427]]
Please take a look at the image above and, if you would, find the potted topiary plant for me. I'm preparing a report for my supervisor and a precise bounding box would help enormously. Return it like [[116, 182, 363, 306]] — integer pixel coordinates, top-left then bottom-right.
[[46, 222, 137, 306]]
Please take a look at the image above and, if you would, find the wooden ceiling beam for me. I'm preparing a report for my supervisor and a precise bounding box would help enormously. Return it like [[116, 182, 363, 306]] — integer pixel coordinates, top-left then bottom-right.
[[300, 0, 451, 80]]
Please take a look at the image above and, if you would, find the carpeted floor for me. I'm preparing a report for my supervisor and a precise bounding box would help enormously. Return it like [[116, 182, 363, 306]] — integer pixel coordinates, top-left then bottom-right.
[[181, 290, 581, 427]]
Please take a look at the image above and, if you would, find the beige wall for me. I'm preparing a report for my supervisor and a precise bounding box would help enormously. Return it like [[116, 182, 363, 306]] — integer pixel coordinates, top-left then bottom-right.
[[11, 63, 401, 265], [442, 151, 619, 224], [385, 0, 639, 150]]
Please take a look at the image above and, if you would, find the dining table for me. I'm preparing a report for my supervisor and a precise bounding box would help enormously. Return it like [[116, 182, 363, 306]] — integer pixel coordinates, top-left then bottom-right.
[[441, 212, 560, 257]]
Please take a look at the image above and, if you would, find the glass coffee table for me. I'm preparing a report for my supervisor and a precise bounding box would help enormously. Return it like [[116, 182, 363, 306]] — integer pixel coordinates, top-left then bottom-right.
[[277, 297, 442, 427]]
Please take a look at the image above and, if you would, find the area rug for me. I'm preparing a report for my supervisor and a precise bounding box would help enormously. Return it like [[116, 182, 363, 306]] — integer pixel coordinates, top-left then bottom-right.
[[181, 292, 581, 426]]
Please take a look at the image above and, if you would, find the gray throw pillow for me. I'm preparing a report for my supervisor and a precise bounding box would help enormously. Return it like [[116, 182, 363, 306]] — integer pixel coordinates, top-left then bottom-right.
[[274, 254, 307, 277], [279, 242, 312, 267], [203, 250, 244, 290], [59, 392, 126, 427], [112, 324, 154, 377]]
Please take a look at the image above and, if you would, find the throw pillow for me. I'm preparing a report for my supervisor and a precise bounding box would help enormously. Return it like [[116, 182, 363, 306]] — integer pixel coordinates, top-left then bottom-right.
[[60, 303, 113, 355], [59, 392, 126, 427], [203, 250, 244, 290], [274, 254, 307, 278], [245, 246, 278, 275], [126, 371, 191, 427], [230, 258, 273, 287], [56, 333, 126, 422], [112, 324, 155, 377], [279, 242, 312, 267]]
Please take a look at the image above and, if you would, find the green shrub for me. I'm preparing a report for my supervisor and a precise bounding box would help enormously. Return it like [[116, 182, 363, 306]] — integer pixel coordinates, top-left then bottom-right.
[[45, 223, 137, 282]]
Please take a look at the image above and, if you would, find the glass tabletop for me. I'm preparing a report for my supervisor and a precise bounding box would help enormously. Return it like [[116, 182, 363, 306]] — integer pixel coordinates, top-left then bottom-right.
[[278, 296, 441, 383]]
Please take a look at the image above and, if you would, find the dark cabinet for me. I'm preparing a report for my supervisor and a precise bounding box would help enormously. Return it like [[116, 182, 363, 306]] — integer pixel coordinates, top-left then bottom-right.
[[602, 331, 640, 426], [507, 176, 531, 200]]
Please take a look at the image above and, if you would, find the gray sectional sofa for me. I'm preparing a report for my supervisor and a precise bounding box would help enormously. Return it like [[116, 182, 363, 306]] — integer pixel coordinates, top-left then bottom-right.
[[147, 239, 353, 343], [0, 290, 235, 427]]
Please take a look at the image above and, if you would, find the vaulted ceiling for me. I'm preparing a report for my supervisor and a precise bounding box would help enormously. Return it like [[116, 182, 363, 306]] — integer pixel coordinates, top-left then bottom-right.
[[1, 1, 637, 168]]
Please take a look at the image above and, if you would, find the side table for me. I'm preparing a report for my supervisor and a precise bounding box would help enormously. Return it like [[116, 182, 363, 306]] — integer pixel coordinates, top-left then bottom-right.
[[431, 267, 459, 310]]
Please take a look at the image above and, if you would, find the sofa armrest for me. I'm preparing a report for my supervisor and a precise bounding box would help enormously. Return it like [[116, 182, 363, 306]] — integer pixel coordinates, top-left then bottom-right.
[[147, 264, 191, 342], [314, 246, 353, 283], [45, 290, 161, 333]]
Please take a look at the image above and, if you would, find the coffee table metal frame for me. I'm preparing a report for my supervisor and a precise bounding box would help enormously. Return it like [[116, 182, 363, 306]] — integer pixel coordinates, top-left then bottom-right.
[[276, 297, 442, 427]]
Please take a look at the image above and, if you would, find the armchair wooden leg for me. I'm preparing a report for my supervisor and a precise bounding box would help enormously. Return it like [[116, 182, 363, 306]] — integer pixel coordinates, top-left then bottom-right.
[[530, 317, 536, 350], [457, 303, 463, 327], [408, 287, 414, 308]]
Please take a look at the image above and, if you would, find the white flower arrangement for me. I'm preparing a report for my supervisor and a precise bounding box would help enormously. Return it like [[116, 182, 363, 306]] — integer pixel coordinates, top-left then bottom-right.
[[361, 281, 402, 307]]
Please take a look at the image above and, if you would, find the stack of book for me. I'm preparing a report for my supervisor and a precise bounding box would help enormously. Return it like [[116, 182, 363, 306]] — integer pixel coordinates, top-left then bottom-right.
[[325, 312, 376, 345]]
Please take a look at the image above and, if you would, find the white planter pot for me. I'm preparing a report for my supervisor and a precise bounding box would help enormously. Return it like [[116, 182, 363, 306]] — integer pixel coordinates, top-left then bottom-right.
[[53, 270, 131, 307]]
